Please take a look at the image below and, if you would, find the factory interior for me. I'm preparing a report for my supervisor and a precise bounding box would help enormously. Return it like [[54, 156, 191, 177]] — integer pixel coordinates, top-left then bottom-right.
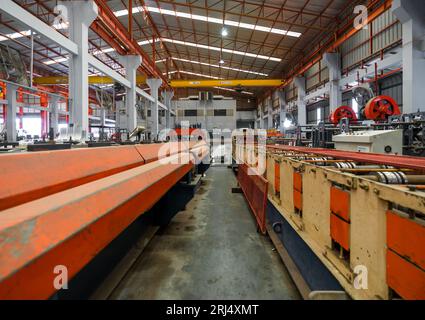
[[0, 0, 424, 304]]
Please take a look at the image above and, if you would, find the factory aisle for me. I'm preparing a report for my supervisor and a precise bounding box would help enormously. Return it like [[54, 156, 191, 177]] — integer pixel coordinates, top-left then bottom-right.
[[109, 166, 300, 300]]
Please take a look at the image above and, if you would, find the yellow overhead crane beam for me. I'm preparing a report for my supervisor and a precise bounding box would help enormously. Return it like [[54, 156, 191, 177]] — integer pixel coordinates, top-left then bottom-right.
[[33, 76, 283, 88], [33, 75, 148, 85], [169, 79, 284, 88]]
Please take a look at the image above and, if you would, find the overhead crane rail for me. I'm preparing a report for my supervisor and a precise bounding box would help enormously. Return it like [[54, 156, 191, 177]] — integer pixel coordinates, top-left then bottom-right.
[[169, 79, 284, 88], [33, 77, 284, 88]]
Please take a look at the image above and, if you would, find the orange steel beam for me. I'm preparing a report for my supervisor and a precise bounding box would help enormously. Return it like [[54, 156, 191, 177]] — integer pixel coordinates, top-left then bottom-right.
[[0, 142, 208, 299], [0, 146, 145, 211], [280, 0, 393, 88], [90, 23, 127, 56], [0, 156, 190, 299], [93, 0, 169, 86], [0, 142, 191, 211]]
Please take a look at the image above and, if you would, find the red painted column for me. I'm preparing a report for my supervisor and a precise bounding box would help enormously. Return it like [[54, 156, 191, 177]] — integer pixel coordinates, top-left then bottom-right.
[[88, 106, 93, 134], [66, 100, 69, 124], [40, 94, 48, 137], [1, 84, 6, 126], [18, 91, 24, 129]]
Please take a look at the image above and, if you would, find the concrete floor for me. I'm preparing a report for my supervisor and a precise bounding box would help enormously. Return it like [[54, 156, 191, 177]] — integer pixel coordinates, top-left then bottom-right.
[[110, 166, 300, 300]]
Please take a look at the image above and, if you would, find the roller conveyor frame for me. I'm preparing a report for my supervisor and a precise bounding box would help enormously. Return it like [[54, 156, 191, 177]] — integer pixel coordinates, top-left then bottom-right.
[[234, 139, 425, 300]]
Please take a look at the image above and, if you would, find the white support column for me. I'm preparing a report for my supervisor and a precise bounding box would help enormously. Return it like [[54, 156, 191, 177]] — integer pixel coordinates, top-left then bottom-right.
[[115, 100, 127, 140], [392, 0, 425, 113], [161, 90, 174, 129], [6, 83, 17, 142], [278, 90, 287, 134], [258, 104, 264, 129], [50, 96, 60, 138], [323, 52, 342, 112], [100, 108, 106, 128], [267, 97, 273, 129], [65, 0, 98, 140], [146, 78, 162, 140], [119, 55, 142, 133], [295, 76, 307, 126]]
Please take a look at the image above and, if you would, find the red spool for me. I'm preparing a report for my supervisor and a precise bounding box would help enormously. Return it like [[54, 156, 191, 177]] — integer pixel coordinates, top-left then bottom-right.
[[329, 106, 358, 124], [364, 95, 401, 121]]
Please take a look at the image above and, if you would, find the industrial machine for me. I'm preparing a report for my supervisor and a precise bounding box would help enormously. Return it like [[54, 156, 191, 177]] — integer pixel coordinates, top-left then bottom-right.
[[363, 95, 401, 121], [234, 138, 425, 300], [278, 94, 425, 157], [329, 105, 358, 125], [332, 130, 403, 154]]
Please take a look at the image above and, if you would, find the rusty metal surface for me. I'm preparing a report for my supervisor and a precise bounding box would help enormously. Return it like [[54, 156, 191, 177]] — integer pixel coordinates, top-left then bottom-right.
[[268, 145, 425, 171]]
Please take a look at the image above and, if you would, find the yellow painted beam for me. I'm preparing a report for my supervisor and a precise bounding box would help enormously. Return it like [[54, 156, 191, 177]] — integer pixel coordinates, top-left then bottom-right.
[[33, 75, 148, 85], [170, 79, 284, 88], [34, 76, 283, 88]]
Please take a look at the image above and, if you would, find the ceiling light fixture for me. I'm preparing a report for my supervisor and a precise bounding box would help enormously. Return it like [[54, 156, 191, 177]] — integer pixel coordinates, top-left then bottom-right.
[[213, 86, 254, 95], [113, 6, 301, 38], [171, 57, 268, 76], [221, 28, 228, 37], [160, 38, 281, 62], [164, 70, 223, 80]]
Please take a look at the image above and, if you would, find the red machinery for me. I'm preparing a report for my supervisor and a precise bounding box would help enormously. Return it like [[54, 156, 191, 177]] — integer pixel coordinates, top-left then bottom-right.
[[364, 95, 401, 121], [329, 106, 358, 124], [0, 141, 209, 299], [172, 128, 209, 141]]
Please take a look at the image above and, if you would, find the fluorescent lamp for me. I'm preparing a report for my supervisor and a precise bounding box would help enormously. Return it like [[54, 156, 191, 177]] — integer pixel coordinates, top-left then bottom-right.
[[43, 57, 68, 65], [284, 119, 292, 128], [172, 57, 268, 76], [161, 38, 281, 62], [213, 86, 254, 95], [165, 70, 222, 79], [114, 6, 301, 38]]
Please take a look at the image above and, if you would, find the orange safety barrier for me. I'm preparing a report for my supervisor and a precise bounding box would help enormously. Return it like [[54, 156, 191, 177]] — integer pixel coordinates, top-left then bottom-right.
[[237, 163, 268, 234]]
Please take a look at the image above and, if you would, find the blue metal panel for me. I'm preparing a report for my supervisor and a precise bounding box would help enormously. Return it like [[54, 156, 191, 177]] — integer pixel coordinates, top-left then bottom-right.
[[267, 200, 342, 292]]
